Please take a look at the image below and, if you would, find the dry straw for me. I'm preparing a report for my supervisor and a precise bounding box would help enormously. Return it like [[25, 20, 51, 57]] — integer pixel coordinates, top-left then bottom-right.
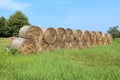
[[107, 34, 113, 45], [56, 28, 66, 49], [19, 25, 43, 52], [74, 30, 82, 42], [65, 28, 74, 42], [38, 28, 57, 51], [72, 30, 82, 49], [83, 30, 92, 48], [19, 25, 43, 41], [102, 33, 108, 45], [43, 28, 57, 45], [79, 35, 87, 49], [46, 43, 57, 51], [65, 28, 74, 48], [90, 31, 97, 47], [9, 25, 113, 54], [96, 31, 104, 46], [56, 28, 66, 43], [10, 37, 36, 54]]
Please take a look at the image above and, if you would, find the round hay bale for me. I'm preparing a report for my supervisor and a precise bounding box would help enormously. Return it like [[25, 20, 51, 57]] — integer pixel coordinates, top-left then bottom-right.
[[55, 28, 66, 49], [79, 35, 87, 49], [107, 34, 113, 45], [65, 28, 74, 48], [71, 39, 79, 49], [10, 37, 36, 54], [83, 30, 91, 47], [96, 31, 103, 46], [102, 33, 108, 45], [19, 25, 43, 52], [56, 42, 66, 49], [19, 25, 43, 41], [43, 28, 57, 45], [74, 29, 82, 42], [71, 30, 82, 49], [46, 43, 57, 51], [90, 31, 97, 47], [56, 28, 66, 43], [35, 40, 47, 52], [84, 30, 91, 41], [65, 28, 74, 43]]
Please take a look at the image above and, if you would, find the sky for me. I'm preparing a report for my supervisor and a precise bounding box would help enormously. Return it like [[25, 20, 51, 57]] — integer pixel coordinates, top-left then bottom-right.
[[0, 0, 120, 33]]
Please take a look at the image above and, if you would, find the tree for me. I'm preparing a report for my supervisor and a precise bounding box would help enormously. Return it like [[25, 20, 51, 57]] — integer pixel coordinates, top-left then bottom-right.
[[0, 16, 7, 37], [108, 26, 120, 39], [7, 11, 30, 36]]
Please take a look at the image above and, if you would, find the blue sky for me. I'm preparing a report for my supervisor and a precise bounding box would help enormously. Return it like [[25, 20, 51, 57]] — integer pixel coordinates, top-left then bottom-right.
[[0, 0, 120, 32]]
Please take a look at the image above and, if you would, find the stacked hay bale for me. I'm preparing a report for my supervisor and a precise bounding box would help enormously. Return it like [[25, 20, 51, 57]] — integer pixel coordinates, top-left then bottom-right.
[[10, 37, 36, 54], [83, 30, 92, 48], [65, 28, 74, 48], [96, 31, 104, 46], [9, 25, 113, 54], [102, 33, 108, 45], [73, 30, 84, 49], [73, 30, 82, 49], [42, 28, 57, 51], [107, 34, 113, 45], [19, 25, 43, 52], [56, 28, 66, 49], [90, 31, 97, 47]]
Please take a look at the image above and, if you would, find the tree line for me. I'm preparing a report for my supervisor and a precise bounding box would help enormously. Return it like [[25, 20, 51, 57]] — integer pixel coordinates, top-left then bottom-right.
[[107, 26, 120, 39], [0, 11, 30, 37], [0, 11, 120, 39]]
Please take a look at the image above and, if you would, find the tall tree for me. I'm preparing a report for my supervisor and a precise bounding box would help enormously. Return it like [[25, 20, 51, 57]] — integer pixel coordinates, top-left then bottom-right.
[[0, 16, 7, 37], [108, 26, 120, 39], [7, 11, 30, 36]]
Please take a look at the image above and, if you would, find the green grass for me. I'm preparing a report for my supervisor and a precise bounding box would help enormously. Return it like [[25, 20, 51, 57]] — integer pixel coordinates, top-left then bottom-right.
[[0, 38, 120, 80]]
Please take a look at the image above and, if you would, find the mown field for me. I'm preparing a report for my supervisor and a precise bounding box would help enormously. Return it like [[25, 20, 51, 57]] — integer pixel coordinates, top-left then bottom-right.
[[0, 38, 120, 80]]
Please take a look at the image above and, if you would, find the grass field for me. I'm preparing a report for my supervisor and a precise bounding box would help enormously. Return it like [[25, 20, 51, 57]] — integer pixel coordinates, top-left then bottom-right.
[[0, 38, 120, 80]]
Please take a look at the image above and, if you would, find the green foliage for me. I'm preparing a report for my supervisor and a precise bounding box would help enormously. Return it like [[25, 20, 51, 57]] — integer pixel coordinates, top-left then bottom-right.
[[0, 11, 30, 37], [8, 49, 20, 55], [0, 39, 120, 80], [108, 26, 120, 39], [0, 16, 7, 37], [7, 11, 30, 36], [114, 38, 120, 43]]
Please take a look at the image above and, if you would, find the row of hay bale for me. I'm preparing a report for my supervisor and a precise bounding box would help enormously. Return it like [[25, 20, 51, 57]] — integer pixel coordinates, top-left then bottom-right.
[[9, 25, 113, 54]]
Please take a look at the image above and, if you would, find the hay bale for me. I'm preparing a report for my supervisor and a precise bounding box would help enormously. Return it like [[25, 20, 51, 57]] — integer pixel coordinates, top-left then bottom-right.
[[71, 40, 79, 49], [46, 43, 58, 51], [42, 28, 57, 45], [65, 28, 74, 48], [56, 28, 66, 43], [74, 30, 82, 42], [37, 28, 57, 51], [55, 42, 64, 49], [83, 30, 92, 47], [107, 34, 113, 45], [38, 42, 57, 51], [90, 31, 97, 47], [19, 25, 43, 41], [72, 30, 82, 49], [96, 31, 104, 46], [19, 25, 43, 52], [102, 33, 108, 45], [65, 28, 74, 42], [55, 28, 66, 49], [79, 35, 87, 49], [10, 37, 36, 54]]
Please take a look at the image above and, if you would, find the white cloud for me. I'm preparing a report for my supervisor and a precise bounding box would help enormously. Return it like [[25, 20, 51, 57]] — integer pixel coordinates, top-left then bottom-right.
[[0, 0, 30, 10]]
